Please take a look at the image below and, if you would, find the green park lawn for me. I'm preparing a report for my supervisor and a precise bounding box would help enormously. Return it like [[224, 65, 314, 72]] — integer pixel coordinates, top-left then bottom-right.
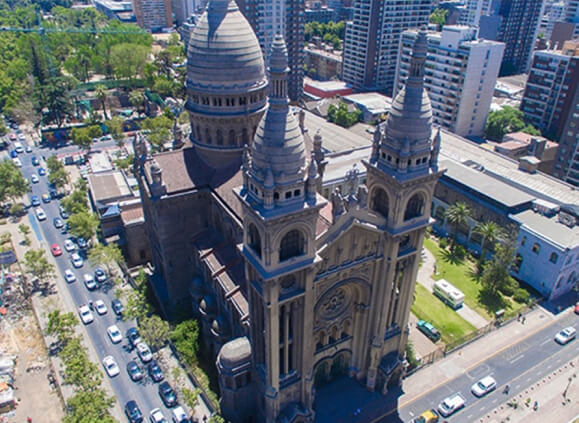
[[423, 237, 526, 320], [412, 284, 476, 345]]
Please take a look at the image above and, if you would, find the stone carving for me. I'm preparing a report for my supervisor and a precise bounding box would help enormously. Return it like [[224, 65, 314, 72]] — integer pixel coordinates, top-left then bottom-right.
[[371, 127, 381, 162], [331, 188, 345, 219], [319, 287, 350, 321], [357, 185, 368, 209]]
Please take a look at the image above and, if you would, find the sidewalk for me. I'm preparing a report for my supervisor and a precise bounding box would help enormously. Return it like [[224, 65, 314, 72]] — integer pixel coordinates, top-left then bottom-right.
[[417, 247, 488, 329]]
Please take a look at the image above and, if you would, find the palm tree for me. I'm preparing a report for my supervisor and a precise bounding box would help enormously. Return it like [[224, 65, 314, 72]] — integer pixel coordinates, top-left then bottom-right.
[[444, 202, 471, 249], [129, 90, 144, 116], [95, 84, 108, 120], [473, 221, 504, 263]]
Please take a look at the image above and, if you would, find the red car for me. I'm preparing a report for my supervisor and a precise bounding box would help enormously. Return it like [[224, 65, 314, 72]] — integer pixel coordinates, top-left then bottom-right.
[[51, 243, 63, 257], [575, 302, 579, 315]]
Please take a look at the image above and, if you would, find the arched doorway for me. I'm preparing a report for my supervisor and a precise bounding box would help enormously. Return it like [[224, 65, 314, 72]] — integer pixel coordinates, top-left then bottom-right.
[[313, 350, 352, 388]]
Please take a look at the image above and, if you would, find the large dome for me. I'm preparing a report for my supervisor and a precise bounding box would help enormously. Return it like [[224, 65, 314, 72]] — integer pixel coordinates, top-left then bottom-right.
[[187, 0, 267, 94]]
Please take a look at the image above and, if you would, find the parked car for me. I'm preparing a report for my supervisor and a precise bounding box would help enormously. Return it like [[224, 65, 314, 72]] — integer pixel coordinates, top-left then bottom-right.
[[53, 217, 64, 229], [416, 320, 441, 342], [41, 193, 50, 203], [112, 298, 124, 316], [38, 167, 46, 176], [95, 299, 107, 315], [438, 393, 466, 417], [136, 342, 153, 363], [170, 406, 191, 423], [25, 145, 32, 153], [31, 195, 40, 207], [102, 355, 120, 378], [412, 409, 439, 423], [125, 400, 144, 423], [60, 223, 69, 234], [50, 243, 63, 257], [35, 207, 46, 221], [149, 408, 168, 423], [76, 237, 88, 250], [94, 268, 107, 283], [30, 174, 39, 184], [158, 381, 177, 407], [64, 239, 76, 252], [148, 360, 164, 382], [64, 269, 76, 283], [555, 327, 576, 345], [78, 304, 94, 324], [83, 273, 97, 290], [59, 205, 69, 219], [107, 324, 123, 344], [127, 360, 144, 382], [12, 158, 22, 167], [31, 156, 39, 166], [471, 375, 497, 397], [71, 253, 83, 268], [127, 327, 142, 347]]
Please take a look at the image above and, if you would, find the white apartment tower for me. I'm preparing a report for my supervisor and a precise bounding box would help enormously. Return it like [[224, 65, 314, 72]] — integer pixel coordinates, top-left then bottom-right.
[[458, 0, 484, 27], [342, 0, 432, 95], [395, 26, 504, 137]]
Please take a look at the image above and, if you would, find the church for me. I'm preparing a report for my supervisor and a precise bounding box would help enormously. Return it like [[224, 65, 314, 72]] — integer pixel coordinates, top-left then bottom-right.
[[134, 0, 443, 421]]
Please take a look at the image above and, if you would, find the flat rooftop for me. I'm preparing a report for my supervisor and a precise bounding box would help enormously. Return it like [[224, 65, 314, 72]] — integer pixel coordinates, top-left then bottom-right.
[[440, 159, 535, 208], [304, 79, 351, 91], [302, 110, 371, 153], [88, 171, 133, 204], [343, 93, 392, 113], [510, 209, 579, 249]]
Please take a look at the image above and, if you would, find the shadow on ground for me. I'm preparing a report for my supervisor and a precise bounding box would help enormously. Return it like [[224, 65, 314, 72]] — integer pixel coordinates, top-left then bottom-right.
[[314, 376, 405, 423]]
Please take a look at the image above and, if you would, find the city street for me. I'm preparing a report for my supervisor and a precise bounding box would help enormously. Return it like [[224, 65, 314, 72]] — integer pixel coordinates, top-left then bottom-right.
[[10, 136, 187, 422]]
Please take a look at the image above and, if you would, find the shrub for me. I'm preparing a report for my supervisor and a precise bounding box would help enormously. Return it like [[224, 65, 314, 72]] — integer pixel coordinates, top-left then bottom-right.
[[439, 237, 448, 249], [171, 319, 200, 367], [453, 244, 466, 260], [10, 203, 24, 216], [498, 277, 518, 296], [513, 288, 530, 304], [405, 341, 420, 368]]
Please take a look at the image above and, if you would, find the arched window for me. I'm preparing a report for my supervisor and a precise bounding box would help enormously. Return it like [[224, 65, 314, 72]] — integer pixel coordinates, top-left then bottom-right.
[[248, 224, 262, 258], [404, 193, 424, 221], [196, 125, 201, 140], [228, 129, 236, 145], [371, 187, 389, 218], [279, 229, 305, 261], [242, 128, 249, 144], [216, 129, 223, 145], [205, 128, 212, 144]]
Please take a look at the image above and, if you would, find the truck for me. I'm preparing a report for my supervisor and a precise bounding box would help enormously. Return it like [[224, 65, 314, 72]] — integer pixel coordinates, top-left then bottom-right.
[[433, 279, 465, 309]]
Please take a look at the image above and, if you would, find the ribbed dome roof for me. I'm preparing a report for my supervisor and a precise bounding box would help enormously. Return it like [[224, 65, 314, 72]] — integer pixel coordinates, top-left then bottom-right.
[[187, 0, 266, 93], [250, 35, 306, 185]]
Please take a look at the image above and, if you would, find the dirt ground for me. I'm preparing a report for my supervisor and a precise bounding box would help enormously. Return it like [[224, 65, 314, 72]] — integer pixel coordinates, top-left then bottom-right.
[[0, 311, 64, 423]]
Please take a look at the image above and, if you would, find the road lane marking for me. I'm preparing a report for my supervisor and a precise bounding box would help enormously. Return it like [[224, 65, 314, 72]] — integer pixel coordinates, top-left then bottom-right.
[[510, 354, 525, 364], [540, 339, 551, 346]]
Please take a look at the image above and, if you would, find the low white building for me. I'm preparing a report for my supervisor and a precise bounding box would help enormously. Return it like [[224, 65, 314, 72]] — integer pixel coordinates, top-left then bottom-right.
[[395, 26, 504, 137]]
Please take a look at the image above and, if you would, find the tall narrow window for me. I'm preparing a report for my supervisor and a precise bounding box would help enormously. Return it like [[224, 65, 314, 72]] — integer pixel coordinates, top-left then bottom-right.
[[279, 230, 305, 261]]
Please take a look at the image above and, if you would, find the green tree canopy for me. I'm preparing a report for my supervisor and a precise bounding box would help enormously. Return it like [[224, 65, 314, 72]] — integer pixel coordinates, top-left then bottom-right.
[[327, 101, 362, 128], [444, 202, 471, 248], [484, 106, 540, 141], [68, 210, 99, 240], [70, 127, 92, 151], [23, 249, 56, 282], [139, 314, 171, 352], [480, 237, 519, 293], [88, 243, 123, 276], [170, 319, 200, 367], [141, 115, 173, 149], [0, 159, 29, 204], [430, 8, 448, 26], [46, 309, 78, 347]]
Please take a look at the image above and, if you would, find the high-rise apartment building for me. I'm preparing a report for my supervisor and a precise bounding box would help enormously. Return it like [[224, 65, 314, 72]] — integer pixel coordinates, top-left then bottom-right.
[[132, 0, 173, 32], [236, 0, 305, 102], [458, 0, 484, 27], [172, 0, 207, 25], [521, 41, 579, 185], [395, 26, 504, 137], [565, 0, 579, 37], [342, 0, 432, 95], [540, 1, 565, 40]]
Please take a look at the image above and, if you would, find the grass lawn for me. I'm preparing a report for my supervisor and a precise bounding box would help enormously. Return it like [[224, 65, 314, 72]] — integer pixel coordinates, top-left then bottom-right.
[[423, 236, 527, 320], [412, 284, 476, 345]]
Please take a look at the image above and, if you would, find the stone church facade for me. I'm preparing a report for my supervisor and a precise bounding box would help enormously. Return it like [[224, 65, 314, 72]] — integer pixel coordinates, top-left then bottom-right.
[[135, 1, 442, 421]]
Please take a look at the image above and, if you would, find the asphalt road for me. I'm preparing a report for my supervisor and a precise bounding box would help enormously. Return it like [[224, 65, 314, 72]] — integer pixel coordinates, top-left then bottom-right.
[[13, 139, 178, 423], [398, 313, 579, 423]]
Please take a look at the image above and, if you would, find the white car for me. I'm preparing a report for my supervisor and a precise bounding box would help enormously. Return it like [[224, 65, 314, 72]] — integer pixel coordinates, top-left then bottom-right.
[[149, 408, 168, 423], [102, 355, 120, 377], [171, 406, 188, 423], [12, 158, 22, 167], [136, 342, 153, 363], [30, 174, 39, 184], [83, 273, 97, 290], [64, 269, 76, 283], [471, 375, 497, 397], [555, 327, 576, 345], [107, 324, 123, 344], [78, 304, 94, 324], [64, 239, 76, 252], [95, 299, 107, 315], [35, 207, 47, 221], [71, 253, 83, 268], [438, 393, 466, 417]]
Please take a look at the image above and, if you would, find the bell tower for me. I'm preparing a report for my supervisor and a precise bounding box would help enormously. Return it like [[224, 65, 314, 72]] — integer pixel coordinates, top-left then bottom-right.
[[363, 29, 444, 391], [235, 35, 326, 422]]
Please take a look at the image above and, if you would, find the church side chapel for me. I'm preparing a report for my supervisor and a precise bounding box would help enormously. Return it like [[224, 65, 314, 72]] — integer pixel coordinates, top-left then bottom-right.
[[134, 1, 443, 421]]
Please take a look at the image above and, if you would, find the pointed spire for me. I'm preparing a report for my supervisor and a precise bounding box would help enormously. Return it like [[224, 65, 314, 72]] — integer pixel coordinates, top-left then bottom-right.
[[308, 153, 318, 179], [242, 144, 251, 170], [407, 28, 428, 87], [430, 126, 441, 168], [268, 34, 289, 105]]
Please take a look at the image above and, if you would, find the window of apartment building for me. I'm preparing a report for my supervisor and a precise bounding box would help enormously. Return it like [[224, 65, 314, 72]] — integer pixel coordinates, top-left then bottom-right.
[[549, 252, 558, 264], [520, 236, 527, 247], [531, 243, 540, 254]]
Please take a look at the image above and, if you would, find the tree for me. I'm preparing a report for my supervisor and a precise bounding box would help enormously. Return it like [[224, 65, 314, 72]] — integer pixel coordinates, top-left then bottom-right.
[[36, 76, 75, 128], [430, 8, 448, 26], [0, 160, 30, 205], [61, 188, 88, 214], [46, 309, 78, 347], [68, 210, 99, 240], [444, 202, 471, 249], [124, 288, 152, 322], [480, 237, 519, 293], [94, 84, 108, 120], [63, 389, 116, 423], [129, 90, 144, 115], [88, 243, 123, 276], [139, 314, 170, 352], [473, 221, 504, 264], [70, 127, 92, 151], [18, 223, 30, 245], [87, 124, 103, 140], [0, 120, 7, 136], [484, 106, 540, 141], [46, 156, 64, 174], [208, 415, 226, 423], [23, 249, 56, 282], [110, 43, 150, 80], [106, 116, 124, 146], [327, 102, 362, 128], [141, 115, 173, 149], [170, 319, 200, 367], [181, 388, 200, 413], [49, 168, 69, 189]]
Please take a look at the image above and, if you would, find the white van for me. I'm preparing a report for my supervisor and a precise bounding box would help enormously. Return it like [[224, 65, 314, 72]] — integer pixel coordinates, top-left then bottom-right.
[[171, 406, 192, 423], [433, 279, 465, 309], [13, 142, 24, 153]]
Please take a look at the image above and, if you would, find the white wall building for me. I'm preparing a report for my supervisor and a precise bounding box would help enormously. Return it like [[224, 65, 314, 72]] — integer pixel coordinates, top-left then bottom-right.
[[342, 0, 432, 95], [394, 26, 504, 137], [458, 0, 483, 27]]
